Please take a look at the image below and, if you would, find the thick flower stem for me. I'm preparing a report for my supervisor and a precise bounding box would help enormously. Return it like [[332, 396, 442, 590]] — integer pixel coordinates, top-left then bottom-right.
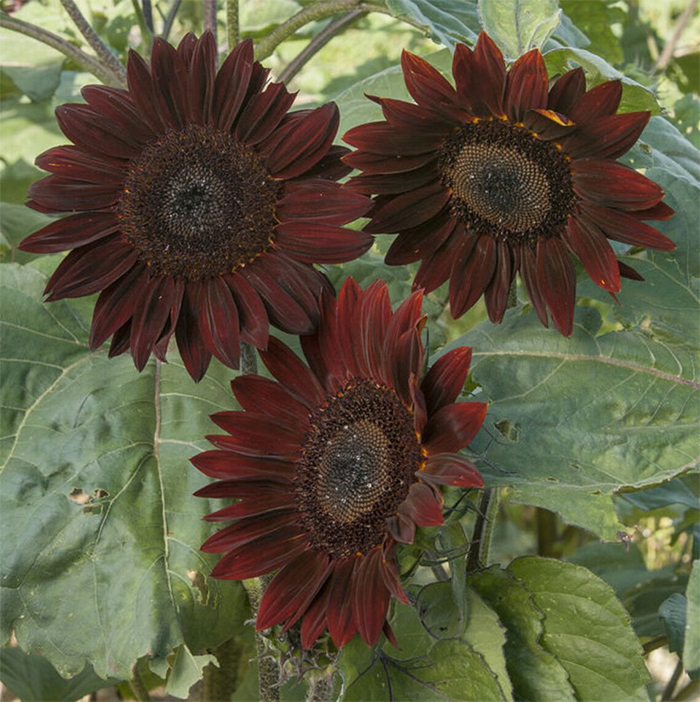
[[254, 0, 400, 61], [59, 0, 127, 86], [466, 488, 499, 572], [243, 577, 280, 702], [203, 0, 217, 40], [0, 14, 124, 87], [226, 0, 240, 49], [278, 9, 366, 84]]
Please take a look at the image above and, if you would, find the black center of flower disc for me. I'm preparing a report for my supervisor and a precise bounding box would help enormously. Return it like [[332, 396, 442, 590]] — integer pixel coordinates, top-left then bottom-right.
[[295, 380, 423, 558], [116, 124, 281, 280], [440, 119, 575, 245]]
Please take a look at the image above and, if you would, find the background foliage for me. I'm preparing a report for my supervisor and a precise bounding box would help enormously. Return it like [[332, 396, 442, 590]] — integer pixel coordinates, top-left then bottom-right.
[[0, 0, 698, 700]]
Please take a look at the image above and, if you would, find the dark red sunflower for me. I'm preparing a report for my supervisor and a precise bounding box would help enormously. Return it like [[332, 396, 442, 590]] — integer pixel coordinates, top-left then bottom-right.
[[20, 33, 372, 380], [192, 277, 486, 648], [343, 32, 675, 336]]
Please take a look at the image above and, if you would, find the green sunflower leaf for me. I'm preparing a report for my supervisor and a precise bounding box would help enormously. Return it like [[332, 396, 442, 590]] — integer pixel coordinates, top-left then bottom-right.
[[385, 0, 480, 50], [339, 603, 507, 701], [685, 561, 700, 678], [0, 263, 250, 679], [507, 557, 651, 701], [477, 0, 561, 60], [469, 567, 576, 702]]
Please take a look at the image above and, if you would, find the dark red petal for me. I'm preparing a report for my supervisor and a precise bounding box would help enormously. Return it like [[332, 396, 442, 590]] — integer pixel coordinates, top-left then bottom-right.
[[175, 282, 212, 382], [35, 144, 126, 184], [126, 49, 166, 133], [380, 546, 410, 605], [548, 67, 586, 114], [259, 336, 325, 408], [80, 85, 156, 144], [569, 80, 622, 124], [213, 38, 255, 131], [519, 245, 548, 326], [231, 374, 310, 428], [401, 482, 444, 527], [377, 96, 458, 134], [89, 262, 149, 349], [240, 262, 314, 334], [257, 550, 332, 631], [401, 50, 459, 110], [412, 227, 465, 293], [629, 201, 674, 221], [577, 201, 676, 251], [484, 239, 514, 324], [208, 413, 303, 456], [469, 32, 507, 117], [423, 401, 487, 454], [305, 143, 352, 181], [301, 581, 332, 649], [343, 122, 442, 155], [504, 49, 548, 122], [191, 450, 294, 480], [421, 346, 472, 414], [209, 527, 307, 579], [422, 453, 484, 488], [235, 81, 296, 146], [149, 38, 189, 129], [449, 234, 497, 318], [276, 180, 370, 225], [386, 511, 416, 544], [572, 158, 665, 211], [204, 494, 295, 520], [28, 176, 121, 213], [55, 103, 144, 160], [184, 31, 216, 124], [562, 111, 650, 160], [203, 516, 300, 554], [327, 558, 359, 648], [352, 548, 392, 646], [343, 149, 435, 175], [619, 260, 644, 281], [536, 236, 576, 336], [264, 103, 340, 179], [349, 162, 439, 196], [199, 277, 241, 368], [225, 272, 269, 350], [364, 182, 451, 234], [129, 275, 177, 370], [19, 213, 119, 253], [562, 215, 621, 292], [384, 211, 455, 265], [45, 235, 137, 300], [274, 221, 373, 264], [523, 109, 577, 140]]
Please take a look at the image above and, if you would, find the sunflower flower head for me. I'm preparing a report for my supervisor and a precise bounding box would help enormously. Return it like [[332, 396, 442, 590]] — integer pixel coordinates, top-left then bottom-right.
[[343, 32, 675, 336], [192, 277, 487, 648], [21, 33, 372, 380]]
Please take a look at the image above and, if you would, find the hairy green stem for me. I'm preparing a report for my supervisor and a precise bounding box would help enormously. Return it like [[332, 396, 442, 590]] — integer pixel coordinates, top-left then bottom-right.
[[0, 13, 124, 87], [243, 577, 280, 702], [307, 669, 335, 702], [278, 9, 365, 84], [226, 0, 240, 49], [203, 0, 217, 39], [130, 665, 151, 702], [59, 0, 127, 85], [466, 488, 499, 572]]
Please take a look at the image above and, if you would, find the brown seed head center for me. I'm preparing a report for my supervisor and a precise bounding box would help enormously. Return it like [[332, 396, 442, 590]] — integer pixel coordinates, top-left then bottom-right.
[[116, 124, 281, 280], [295, 380, 422, 558]]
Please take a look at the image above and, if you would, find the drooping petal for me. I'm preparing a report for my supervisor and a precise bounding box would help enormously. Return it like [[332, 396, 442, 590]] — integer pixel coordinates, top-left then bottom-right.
[[422, 453, 484, 488], [449, 234, 497, 318], [175, 282, 212, 382], [198, 277, 241, 368], [327, 558, 360, 648], [423, 401, 488, 454], [562, 215, 621, 292], [421, 346, 473, 414], [257, 550, 332, 631], [352, 548, 392, 646], [484, 239, 515, 324], [536, 236, 576, 337], [401, 482, 444, 527]]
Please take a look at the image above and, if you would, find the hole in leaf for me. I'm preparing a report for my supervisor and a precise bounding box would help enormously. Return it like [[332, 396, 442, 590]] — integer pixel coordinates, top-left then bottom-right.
[[546, 477, 558, 482], [188, 570, 210, 605], [68, 488, 89, 505]]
